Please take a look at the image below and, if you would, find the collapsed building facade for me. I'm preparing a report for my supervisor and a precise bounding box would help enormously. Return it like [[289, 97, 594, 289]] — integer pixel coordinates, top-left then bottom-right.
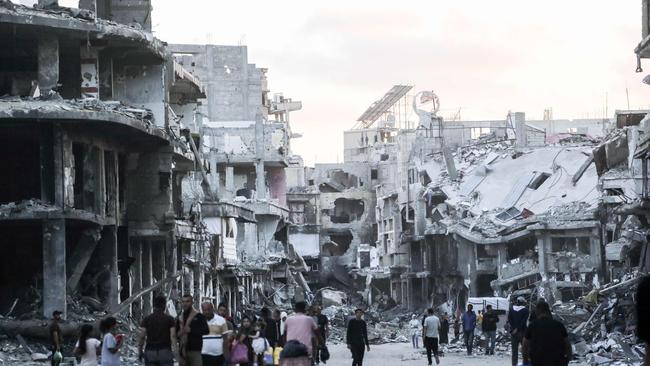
[[169, 44, 311, 315], [0, 0, 203, 320], [305, 83, 650, 316], [0, 0, 309, 324]]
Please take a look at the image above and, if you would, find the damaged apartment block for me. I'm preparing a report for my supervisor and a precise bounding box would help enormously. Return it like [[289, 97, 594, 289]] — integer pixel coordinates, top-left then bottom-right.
[[168, 44, 313, 313], [0, 0, 207, 322], [0, 0, 313, 329], [302, 84, 650, 318]]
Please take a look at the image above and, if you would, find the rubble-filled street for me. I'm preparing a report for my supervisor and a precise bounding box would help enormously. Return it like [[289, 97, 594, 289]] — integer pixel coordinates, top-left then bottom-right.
[[1, 1, 650, 366]]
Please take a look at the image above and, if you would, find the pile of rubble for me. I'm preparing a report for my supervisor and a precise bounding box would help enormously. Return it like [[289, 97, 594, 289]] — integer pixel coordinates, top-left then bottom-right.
[[0, 312, 142, 365], [0, 199, 59, 219], [315, 288, 414, 345], [456, 141, 512, 166], [0, 284, 146, 366], [566, 274, 646, 365], [321, 304, 414, 345], [0, 95, 155, 123]]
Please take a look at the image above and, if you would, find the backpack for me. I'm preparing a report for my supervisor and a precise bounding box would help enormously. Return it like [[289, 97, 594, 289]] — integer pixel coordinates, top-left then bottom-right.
[[280, 340, 309, 359]]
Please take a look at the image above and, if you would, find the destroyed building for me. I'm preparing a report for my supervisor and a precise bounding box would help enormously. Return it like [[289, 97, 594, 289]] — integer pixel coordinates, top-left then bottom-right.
[[286, 157, 321, 286], [0, 0, 207, 320], [305, 82, 650, 321], [169, 44, 311, 313], [0, 0, 311, 326]]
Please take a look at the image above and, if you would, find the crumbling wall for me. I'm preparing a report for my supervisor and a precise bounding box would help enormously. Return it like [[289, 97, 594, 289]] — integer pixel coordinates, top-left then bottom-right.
[[236, 216, 281, 263], [170, 44, 266, 122], [327, 198, 364, 223], [289, 226, 319, 258], [267, 167, 287, 206], [203, 122, 288, 163], [126, 149, 174, 234], [99, 0, 153, 30], [170, 102, 200, 133], [113, 62, 166, 127], [319, 190, 375, 245], [312, 163, 372, 191]]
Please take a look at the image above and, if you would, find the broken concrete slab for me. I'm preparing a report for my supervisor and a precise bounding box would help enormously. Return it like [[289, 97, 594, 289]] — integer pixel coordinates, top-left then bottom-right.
[[320, 288, 347, 307]]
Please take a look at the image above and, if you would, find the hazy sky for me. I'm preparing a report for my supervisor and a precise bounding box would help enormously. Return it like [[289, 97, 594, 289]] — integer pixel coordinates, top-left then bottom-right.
[[147, 1, 648, 165]]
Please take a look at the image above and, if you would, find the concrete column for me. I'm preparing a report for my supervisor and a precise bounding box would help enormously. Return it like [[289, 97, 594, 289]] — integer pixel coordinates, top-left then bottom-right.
[[96, 148, 106, 216], [66, 227, 101, 292], [514, 112, 527, 148], [98, 226, 119, 311], [208, 153, 220, 199], [165, 233, 177, 299], [215, 274, 221, 305], [52, 126, 65, 208], [142, 241, 153, 315], [255, 160, 266, 199], [537, 235, 547, 275], [37, 35, 59, 93], [496, 246, 508, 278], [193, 263, 201, 307], [43, 219, 66, 319], [151, 241, 165, 282], [225, 166, 234, 193], [131, 239, 143, 321], [254, 115, 266, 199]]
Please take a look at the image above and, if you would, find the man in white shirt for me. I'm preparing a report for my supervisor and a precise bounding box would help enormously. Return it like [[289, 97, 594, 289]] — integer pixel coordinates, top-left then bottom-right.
[[422, 308, 441, 365], [201, 302, 228, 366]]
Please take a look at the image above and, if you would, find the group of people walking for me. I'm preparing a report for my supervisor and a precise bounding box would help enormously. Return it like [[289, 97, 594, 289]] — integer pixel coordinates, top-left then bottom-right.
[[404, 297, 575, 366], [46, 275, 650, 366], [50, 295, 331, 366]]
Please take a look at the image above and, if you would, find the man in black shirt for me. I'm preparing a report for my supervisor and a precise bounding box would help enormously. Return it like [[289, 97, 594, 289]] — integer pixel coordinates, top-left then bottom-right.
[[178, 294, 209, 366], [138, 295, 178, 365], [312, 305, 329, 364], [272, 310, 284, 347], [508, 297, 530, 366], [346, 309, 369, 366], [523, 301, 572, 366], [261, 307, 279, 347], [482, 305, 499, 355]]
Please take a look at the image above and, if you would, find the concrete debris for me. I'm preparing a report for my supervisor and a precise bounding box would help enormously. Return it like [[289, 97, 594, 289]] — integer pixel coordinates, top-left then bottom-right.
[[550, 133, 601, 145], [0, 0, 166, 57], [320, 304, 417, 345], [2, 2, 650, 365], [0, 199, 58, 218], [319, 289, 348, 307], [0, 95, 155, 123]]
